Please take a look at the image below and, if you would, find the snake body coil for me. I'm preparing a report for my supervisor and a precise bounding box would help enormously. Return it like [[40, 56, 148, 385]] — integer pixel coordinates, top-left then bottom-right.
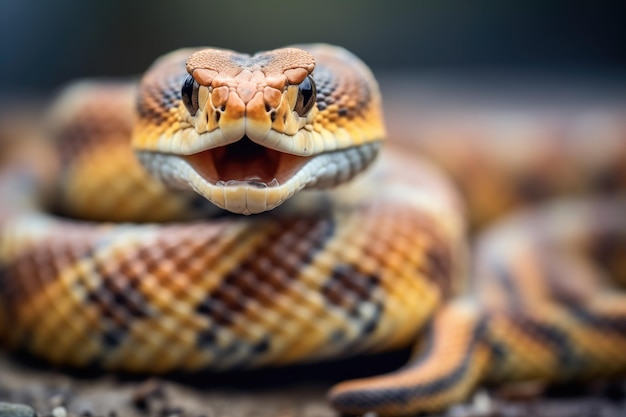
[[1, 44, 626, 416]]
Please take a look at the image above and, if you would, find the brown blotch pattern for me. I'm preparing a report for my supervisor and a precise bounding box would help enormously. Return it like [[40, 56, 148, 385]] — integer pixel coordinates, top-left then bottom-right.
[[195, 217, 333, 330]]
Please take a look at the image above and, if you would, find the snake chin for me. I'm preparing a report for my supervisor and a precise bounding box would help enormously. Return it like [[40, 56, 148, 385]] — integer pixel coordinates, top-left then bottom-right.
[[182, 136, 311, 187]]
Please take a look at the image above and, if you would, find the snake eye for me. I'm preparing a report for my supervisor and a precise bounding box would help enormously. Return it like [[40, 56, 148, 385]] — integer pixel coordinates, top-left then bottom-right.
[[181, 74, 200, 115], [294, 75, 316, 116]]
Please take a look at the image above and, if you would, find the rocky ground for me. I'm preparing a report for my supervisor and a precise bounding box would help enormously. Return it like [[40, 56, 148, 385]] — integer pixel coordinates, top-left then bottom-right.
[[1, 350, 625, 417]]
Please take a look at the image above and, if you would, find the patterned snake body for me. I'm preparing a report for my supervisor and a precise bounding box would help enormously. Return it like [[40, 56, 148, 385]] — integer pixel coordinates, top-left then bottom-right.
[[1, 44, 626, 416]]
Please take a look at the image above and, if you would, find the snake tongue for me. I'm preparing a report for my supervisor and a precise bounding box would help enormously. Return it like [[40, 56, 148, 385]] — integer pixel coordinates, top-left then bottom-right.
[[183, 137, 310, 186]]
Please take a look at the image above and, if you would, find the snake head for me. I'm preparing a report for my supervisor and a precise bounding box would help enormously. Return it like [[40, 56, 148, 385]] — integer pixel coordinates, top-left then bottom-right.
[[133, 44, 385, 215]]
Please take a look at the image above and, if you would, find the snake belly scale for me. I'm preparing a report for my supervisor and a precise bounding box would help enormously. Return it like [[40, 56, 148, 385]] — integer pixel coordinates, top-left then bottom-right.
[[1, 44, 626, 416]]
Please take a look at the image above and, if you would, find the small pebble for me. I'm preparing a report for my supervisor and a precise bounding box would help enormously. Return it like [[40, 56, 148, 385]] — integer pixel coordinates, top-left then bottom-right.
[[0, 402, 36, 417], [49, 395, 67, 408], [447, 404, 470, 417], [132, 379, 166, 412], [472, 390, 493, 416], [51, 406, 68, 417], [160, 406, 184, 417]]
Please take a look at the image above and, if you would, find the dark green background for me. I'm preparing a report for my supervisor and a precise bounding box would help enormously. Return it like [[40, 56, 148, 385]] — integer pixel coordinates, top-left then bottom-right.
[[1, 0, 625, 93]]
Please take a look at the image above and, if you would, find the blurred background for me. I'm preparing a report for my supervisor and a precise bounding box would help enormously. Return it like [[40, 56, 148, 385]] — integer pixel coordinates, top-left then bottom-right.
[[1, 0, 626, 227], [1, 0, 625, 93]]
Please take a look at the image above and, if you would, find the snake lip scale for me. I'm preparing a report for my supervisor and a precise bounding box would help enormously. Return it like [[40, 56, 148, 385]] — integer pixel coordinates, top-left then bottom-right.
[[1, 43, 626, 417]]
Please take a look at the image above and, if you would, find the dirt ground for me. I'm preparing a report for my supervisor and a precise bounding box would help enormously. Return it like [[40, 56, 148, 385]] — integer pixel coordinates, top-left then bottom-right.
[[1, 349, 625, 417]]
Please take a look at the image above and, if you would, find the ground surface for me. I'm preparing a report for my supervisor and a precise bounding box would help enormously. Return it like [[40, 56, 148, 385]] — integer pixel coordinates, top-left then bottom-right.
[[1, 351, 626, 417]]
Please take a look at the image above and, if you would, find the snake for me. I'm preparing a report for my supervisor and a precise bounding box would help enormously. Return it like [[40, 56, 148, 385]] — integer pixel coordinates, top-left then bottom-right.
[[1, 44, 626, 416]]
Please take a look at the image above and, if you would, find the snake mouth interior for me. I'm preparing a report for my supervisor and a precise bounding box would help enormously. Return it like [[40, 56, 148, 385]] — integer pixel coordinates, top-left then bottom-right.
[[183, 136, 312, 187]]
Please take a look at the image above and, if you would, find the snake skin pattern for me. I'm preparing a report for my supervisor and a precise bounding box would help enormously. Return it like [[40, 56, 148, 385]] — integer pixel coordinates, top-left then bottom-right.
[[1, 44, 626, 416]]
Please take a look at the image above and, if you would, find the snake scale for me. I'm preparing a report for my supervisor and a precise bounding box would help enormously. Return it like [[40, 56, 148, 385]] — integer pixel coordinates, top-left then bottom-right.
[[1, 44, 626, 416]]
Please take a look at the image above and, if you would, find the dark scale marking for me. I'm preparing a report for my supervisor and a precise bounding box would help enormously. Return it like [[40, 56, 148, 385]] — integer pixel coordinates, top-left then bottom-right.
[[196, 327, 217, 348], [484, 338, 508, 366], [296, 217, 335, 264], [356, 76, 373, 107], [326, 304, 382, 352], [321, 264, 382, 338], [590, 232, 626, 286], [361, 303, 383, 335], [330, 329, 346, 344], [321, 264, 380, 307], [195, 325, 246, 367], [137, 70, 186, 124], [420, 235, 454, 297], [493, 262, 525, 311], [55, 118, 132, 167], [509, 314, 582, 374], [405, 214, 457, 299], [85, 270, 151, 349], [252, 336, 271, 354], [86, 275, 150, 322], [0, 233, 96, 315], [312, 66, 338, 112], [332, 319, 488, 410], [102, 327, 125, 349], [195, 217, 335, 350], [195, 297, 237, 327], [569, 305, 626, 333]]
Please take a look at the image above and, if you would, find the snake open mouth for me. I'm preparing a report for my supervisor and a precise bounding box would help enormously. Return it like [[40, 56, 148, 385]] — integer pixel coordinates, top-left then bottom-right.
[[183, 137, 312, 187]]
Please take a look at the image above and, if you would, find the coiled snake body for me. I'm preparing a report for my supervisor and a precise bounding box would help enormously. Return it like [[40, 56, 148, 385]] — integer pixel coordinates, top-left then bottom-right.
[[1, 44, 626, 416]]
